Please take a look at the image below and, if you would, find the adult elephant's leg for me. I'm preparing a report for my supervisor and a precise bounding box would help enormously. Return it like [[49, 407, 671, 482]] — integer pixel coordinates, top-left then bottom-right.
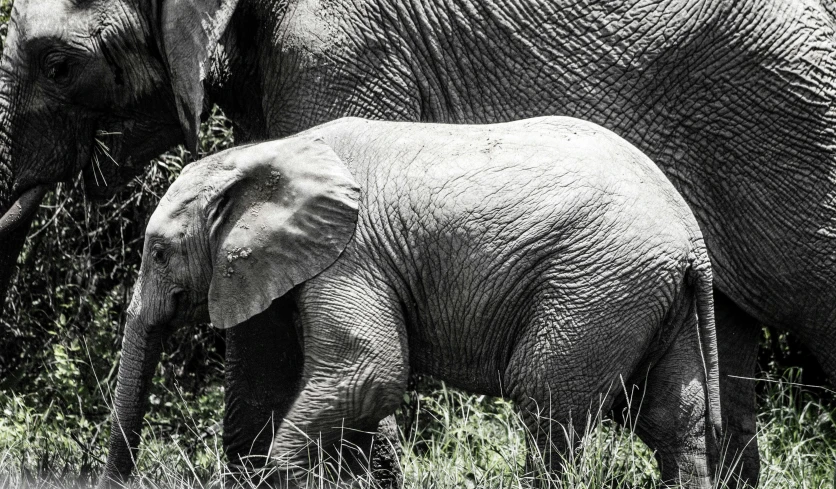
[[798, 337, 836, 382], [370, 415, 403, 488], [224, 296, 303, 485], [714, 291, 761, 487]]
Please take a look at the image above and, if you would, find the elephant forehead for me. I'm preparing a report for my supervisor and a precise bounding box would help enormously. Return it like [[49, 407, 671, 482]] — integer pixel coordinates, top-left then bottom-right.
[[146, 204, 189, 241], [150, 183, 210, 238], [14, 0, 87, 40], [151, 162, 239, 238], [166, 160, 236, 202]]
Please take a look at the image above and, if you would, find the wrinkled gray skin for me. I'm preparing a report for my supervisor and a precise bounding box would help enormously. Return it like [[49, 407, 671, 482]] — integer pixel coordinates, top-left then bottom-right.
[[3, 0, 836, 485], [103, 116, 723, 489]]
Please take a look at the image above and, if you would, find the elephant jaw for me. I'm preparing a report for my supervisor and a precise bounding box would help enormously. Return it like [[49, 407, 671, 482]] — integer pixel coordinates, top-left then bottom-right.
[[0, 185, 48, 235]]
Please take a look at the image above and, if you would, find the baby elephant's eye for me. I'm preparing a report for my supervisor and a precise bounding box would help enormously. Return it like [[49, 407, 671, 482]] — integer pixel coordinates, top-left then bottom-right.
[[151, 247, 166, 264]]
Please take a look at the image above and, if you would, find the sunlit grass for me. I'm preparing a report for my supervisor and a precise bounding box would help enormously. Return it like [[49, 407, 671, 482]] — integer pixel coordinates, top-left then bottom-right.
[[756, 371, 835, 488], [1, 368, 833, 488]]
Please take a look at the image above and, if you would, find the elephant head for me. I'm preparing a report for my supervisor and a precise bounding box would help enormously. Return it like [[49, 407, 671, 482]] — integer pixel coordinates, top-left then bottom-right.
[[100, 136, 360, 484], [0, 0, 239, 308]]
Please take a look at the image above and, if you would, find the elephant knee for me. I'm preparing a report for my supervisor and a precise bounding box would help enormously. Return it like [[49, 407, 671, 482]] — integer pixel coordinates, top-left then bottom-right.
[[353, 362, 408, 425]]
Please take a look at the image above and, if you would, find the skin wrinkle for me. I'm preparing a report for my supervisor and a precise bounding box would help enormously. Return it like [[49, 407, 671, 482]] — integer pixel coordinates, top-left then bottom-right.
[[394, 1, 457, 120], [376, 3, 435, 120], [320, 4, 418, 120], [107, 310, 166, 475], [95, 12, 143, 97], [265, 1, 420, 133], [656, 0, 836, 320], [271, 269, 407, 467], [320, 120, 698, 394]]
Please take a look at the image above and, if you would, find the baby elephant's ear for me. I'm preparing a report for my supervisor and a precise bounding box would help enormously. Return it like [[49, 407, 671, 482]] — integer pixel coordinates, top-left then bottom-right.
[[206, 137, 360, 329]]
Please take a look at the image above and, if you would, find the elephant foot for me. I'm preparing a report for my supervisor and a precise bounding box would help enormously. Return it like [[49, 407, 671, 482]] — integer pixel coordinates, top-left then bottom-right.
[[370, 416, 402, 488]]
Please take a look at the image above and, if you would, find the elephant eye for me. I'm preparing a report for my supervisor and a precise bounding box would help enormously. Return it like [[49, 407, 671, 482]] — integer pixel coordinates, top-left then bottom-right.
[[151, 246, 166, 264], [44, 56, 71, 83]]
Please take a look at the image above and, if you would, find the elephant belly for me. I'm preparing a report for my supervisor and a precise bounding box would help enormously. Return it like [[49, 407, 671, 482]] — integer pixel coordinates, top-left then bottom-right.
[[406, 329, 514, 398], [400, 245, 689, 403]]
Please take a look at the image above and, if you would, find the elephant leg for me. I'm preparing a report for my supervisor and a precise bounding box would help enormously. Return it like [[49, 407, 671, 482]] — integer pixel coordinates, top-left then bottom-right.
[[504, 303, 628, 480], [224, 296, 303, 486], [370, 415, 403, 488], [714, 291, 760, 487], [798, 332, 836, 383], [504, 357, 586, 480], [631, 311, 718, 489], [270, 282, 408, 486], [224, 295, 402, 488]]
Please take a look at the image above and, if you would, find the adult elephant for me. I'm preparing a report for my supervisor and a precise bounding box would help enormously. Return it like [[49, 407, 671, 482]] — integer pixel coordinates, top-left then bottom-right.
[[1, 0, 834, 485]]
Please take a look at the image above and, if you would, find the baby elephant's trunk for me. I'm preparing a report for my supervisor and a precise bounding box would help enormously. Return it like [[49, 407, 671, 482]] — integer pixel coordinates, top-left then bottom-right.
[[98, 313, 165, 488]]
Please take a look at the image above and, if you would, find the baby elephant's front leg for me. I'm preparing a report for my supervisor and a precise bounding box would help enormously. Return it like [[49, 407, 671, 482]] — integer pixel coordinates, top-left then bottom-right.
[[271, 280, 408, 486]]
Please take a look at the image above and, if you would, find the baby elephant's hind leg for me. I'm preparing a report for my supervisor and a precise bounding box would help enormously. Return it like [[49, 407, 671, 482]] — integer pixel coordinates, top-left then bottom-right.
[[631, 311, 719, 489], [504, 299, 630, 482]]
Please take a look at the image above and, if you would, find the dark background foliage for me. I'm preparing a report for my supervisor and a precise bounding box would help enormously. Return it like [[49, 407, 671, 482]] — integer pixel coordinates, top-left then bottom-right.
[[0, 105, 233, 407], [0, 111, 234, 479]]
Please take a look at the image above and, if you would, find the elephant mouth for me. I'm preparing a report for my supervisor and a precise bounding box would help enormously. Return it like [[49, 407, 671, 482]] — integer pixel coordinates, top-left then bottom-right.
[[0, 128, 119, 237], [0, 184, 49, 235], [80, 128, 140, 200], [87, 129, 123, 185]]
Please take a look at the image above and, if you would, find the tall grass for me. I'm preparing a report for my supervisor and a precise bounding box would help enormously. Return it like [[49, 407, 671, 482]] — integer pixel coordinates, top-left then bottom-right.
[[1, 367, 834, 488], [756, 371, 835, 488]]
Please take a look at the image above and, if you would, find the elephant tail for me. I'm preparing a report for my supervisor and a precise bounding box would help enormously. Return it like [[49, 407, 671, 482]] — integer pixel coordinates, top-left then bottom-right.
[[690, 245, 723, 446]]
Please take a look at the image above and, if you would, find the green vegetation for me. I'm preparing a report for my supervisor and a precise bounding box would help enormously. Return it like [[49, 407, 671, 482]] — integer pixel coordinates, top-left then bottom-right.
[[1, 364, 835, 488], [0, 107, 233, 489]]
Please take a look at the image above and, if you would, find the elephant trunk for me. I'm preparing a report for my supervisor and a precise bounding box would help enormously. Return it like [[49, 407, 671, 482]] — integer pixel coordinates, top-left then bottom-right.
[[100, 313, 165, 488], [0, 68, 48, 312], [0, 187, 49, 307], [0, 215, 35, 311]]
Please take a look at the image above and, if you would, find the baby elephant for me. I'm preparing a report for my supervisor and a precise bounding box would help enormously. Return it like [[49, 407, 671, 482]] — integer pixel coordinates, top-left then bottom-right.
[[100, 116, 721, 488]]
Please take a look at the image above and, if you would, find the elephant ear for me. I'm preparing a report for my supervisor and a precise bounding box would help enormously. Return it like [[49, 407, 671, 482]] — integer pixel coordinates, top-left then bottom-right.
[[158, 0, 239, 153], [206, 137, 361, 329]]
